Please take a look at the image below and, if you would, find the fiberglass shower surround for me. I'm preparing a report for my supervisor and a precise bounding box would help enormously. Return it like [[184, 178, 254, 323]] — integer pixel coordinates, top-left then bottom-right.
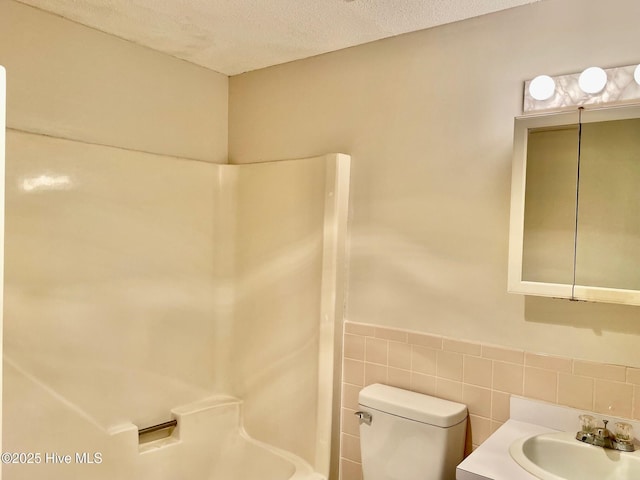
[[2, 129, 349, 480]]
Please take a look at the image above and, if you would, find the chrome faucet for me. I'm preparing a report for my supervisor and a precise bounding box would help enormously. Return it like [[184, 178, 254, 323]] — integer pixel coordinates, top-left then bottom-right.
[[576, 417, 635, 452]]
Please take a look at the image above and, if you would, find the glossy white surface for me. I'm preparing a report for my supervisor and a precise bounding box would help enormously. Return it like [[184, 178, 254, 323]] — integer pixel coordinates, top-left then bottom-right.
[[5, 130, 221, 430], [457, 420, 554, 480], [3, 393, 324, 480], [456, 397, 640, 480], [510, 431, 640, 480], [359, 383, 467, 428], [3, 128, 348, 479], [359, 388, 466, 480], [230, 154, 350, 475]]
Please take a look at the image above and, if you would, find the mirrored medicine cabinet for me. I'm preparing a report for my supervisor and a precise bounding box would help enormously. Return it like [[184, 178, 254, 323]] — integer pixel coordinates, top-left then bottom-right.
[[508, 104, 640, 306]]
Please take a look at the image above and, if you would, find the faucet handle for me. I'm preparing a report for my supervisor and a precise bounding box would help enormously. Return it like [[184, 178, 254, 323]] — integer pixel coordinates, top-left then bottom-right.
[[579, 414, 596, 433], [615, 422, 634, 444]]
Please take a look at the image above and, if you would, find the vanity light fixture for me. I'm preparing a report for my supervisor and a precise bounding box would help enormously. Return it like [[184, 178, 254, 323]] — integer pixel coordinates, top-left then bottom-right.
[[524, 62, 640, 113], [529, 75, 555, 101], [578, 66, 607, 94]]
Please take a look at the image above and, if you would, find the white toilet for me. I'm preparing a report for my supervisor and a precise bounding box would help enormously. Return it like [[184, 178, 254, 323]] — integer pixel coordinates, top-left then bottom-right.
[[356, 383, 467, 480]]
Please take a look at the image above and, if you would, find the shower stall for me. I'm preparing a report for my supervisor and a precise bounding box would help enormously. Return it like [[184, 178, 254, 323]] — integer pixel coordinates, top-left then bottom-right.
[[1, 103, 349, 479]]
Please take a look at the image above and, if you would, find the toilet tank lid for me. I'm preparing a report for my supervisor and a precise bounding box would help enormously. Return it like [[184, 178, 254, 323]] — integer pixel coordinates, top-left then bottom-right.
[[358, 384, 467, 427]]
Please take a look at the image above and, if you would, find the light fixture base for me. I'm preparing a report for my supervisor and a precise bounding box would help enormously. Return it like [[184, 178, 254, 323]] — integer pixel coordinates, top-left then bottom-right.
[[524, 63, 640, 113]]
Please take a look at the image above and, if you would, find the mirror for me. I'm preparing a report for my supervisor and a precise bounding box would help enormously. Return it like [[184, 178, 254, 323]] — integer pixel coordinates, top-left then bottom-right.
[[508, 105, 640, 306]]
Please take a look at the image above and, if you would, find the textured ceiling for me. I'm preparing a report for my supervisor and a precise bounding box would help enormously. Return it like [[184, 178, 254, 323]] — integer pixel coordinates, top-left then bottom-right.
[[16, 0, 541, 75]]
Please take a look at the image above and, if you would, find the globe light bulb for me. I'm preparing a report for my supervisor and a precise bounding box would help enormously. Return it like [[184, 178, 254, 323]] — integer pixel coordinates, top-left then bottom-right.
[[529, 75, 555, 101], [578, 67, 607, 94]]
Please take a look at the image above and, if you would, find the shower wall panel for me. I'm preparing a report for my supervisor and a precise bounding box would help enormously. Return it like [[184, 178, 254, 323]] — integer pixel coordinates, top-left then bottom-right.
[[3, 140, 346, 479], [4, 130, 227, 437], [230, 156, 342, 470]]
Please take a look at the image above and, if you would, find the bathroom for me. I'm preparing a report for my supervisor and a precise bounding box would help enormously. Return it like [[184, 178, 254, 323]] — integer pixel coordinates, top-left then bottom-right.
[[2, 0, 640, 479]]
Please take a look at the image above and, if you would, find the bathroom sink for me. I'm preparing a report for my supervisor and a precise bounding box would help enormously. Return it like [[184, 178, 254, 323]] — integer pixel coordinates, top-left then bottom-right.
[[509, 431, 640, 480]]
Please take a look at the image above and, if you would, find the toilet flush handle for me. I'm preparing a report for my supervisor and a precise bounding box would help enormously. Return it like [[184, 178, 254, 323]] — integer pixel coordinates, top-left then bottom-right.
[[355, 411, 372, 425]]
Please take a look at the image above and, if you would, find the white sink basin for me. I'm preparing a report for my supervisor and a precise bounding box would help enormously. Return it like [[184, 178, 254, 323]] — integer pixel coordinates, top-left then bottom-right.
[[509, 431, 640, 480]]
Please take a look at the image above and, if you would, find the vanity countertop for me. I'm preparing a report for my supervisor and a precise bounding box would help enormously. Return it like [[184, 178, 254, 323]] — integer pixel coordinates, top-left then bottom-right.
[[456, 396, 640, 480], [456, 419, 557, 480]]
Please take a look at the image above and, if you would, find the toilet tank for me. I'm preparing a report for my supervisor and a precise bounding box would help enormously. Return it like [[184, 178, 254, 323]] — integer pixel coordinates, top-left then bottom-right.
[[357, 384, 467, 480]]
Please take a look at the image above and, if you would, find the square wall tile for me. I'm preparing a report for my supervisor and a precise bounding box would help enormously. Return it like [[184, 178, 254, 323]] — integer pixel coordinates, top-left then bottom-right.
[[469, 415, 492, 446], [389, 341, 411, 370], [364, 362, 387, 386], [342, 408, 360, 436], [463, 355, 492, 388], [340, 458, 363, 480], [342, 383, 362, 410], [491, 391, 510, 422], [437, 350, 463, 381], [557, 373, 593, 411], [436, 378, 463, 403], [344, 359, 365, 386], [365, 337, 388, 365], [344, 334, 365, 360], [341, 433, 361, 463], [627, 368, 640, 386], [411, 346, 437, 375], [411, 372, 436, 396], [463, 384, 492, 418], [523, 367, 558, 403], [388, 367, 412, 390], [594, 379, 633, 418], [493, 361, 524, 395]]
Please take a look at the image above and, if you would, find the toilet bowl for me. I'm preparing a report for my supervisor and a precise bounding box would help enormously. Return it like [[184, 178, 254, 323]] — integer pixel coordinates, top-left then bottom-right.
[[356, 383, 467, 480]]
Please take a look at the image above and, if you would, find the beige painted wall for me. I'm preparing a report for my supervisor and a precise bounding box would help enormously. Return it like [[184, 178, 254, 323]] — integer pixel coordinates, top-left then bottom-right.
[[0, 0, 228, 162], [229, 0, 640, 369]]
